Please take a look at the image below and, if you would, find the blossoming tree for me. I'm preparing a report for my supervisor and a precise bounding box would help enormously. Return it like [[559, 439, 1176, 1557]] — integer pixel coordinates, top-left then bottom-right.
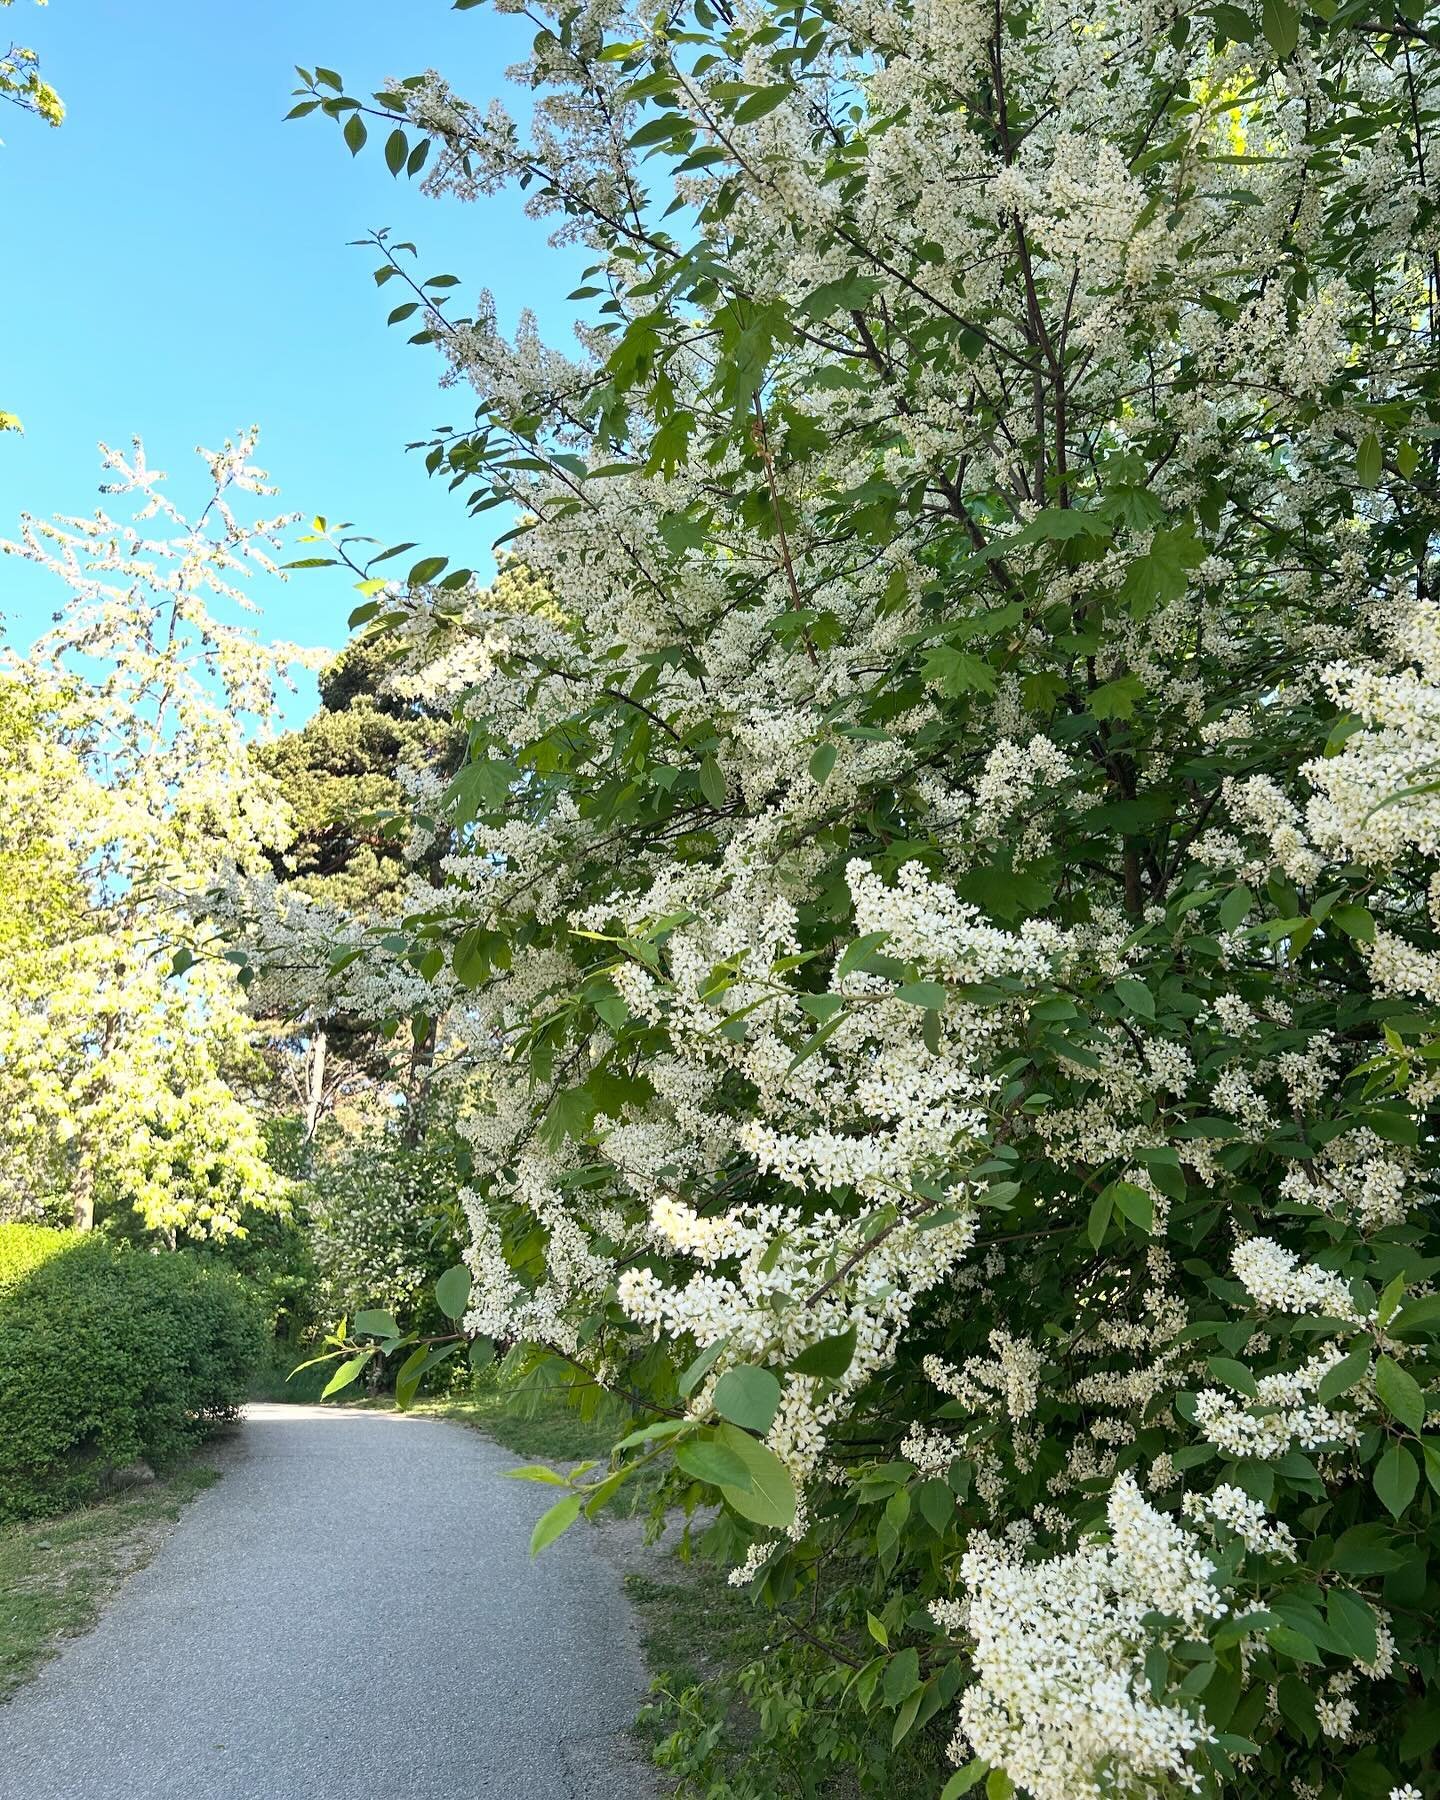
[[296, 1, 1440, 1792], [0, 435, 312, 1242]]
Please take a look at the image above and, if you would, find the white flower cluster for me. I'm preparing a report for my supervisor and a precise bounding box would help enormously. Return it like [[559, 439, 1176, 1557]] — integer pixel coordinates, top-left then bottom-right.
[[953, 1474, 1220, 1800], [1181, 1484, 1296, 1561], [1306, 600, 1440, 864], [1193, 1347, 1361, 1462], [1231, 1237, 1367, 1322]]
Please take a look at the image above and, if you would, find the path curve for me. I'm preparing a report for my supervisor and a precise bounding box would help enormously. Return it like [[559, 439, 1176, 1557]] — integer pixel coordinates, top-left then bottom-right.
[[0, 1403, 657, 1799]]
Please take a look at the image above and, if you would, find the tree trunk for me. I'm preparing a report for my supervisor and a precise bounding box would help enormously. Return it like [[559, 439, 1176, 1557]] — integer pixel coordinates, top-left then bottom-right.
[[72, 1161, 94, 1233], [303, 1028, 328, 1143], [403, 1016, 437, 1145]]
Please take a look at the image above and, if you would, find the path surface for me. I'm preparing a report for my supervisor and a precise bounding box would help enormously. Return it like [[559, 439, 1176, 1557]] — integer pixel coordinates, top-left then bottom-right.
[[0, 1403, 657, 1800]]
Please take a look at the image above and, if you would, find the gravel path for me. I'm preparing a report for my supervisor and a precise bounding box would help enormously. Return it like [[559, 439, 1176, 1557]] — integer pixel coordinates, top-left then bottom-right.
[[0, 1403, 658, 1800]]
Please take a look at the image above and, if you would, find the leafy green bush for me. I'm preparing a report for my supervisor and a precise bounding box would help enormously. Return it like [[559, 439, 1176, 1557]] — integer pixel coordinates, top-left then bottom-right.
[[0, 1221, 74, 1290], [307, 1127, 464, 1336], [0, 1226, 266, 1520]]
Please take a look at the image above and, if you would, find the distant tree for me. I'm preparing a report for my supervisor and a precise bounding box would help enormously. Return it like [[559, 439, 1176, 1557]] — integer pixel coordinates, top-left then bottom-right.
[[247, 636, 464, 1141], [254, 635, 459, 915], [0, 433, 310, 1241]]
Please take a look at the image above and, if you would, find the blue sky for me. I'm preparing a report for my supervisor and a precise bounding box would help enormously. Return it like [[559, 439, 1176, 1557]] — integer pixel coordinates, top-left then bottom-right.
[[0, 0, 586, 702]]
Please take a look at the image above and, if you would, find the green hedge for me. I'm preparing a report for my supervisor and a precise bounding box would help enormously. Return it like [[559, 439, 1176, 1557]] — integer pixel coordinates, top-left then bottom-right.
[[0, 1221, 75, 1290], [0, 1226, 267, 1520]]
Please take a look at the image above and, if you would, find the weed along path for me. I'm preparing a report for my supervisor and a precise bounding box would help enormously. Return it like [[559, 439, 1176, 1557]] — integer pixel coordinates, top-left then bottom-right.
[[0, 1402, 656, 1800]]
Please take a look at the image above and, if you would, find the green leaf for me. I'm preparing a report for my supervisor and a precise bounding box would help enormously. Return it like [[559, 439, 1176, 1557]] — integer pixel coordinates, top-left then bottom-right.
[[1330, 903, 1375, 944], [354, 1308, 399, 1338], [733, 84, 790, 123], [1090, 674, 1145, 721], [892, 1688, 922, 1747], [1325, 1588, 1379, 1665], [384, 127, 407, 174], [506, 1464, 568, 1485], [894, 980, 947, 1010], [916, 1477, 955, 1532], [321, 1351, 371, 1399], [866, 1610, 889, 1648], [714, 1422, 798, 1528], [408, 554, 450, 586], [712, 1364, 783, 1434], [1113, 976, 1156, 1019], [1374, 1442, 1419, 1518], [1011, 506, 1103, 546], [394, 1344, 431, 1410], [940, 1766, 990, 1800], [1207, 1356, 1259, 1398], [1108, 1179, 1154, 1235], [674, 1435, 754, 1489], [613, 1418, 690, 1451], [468, 1335, 496, 1371], [1391, 1295, 1440, 1337], [836, 931, 890, 981], [1261, 0, 1299, 53], [788, 1327, 857, 1379], [922, 646, 997, 697], [678, 1336, 728, 1398], [1088, 1188, 1114, 1249], [1375, 1356, 1426, 1434], [1378, 1272, 1405, 1326], [1355, 431, 1382, 488], [529, 1492, 583, 1557], [1316, 1344, 1370, 1405], [1219, 885, 1254, 931], [393, 1342, 459, 1408], [882, 1645, 920, 1708], [699, 754, 728, 807], [343, 111, 367, 155], [1119, 523, 1203, 615], [1268, 1622, 1321, 1666], [800, 273, 883, 318], [435, 1264, 472, 1320], [809, 742, 838, 785], [1329, 1523, 1406, 1574]]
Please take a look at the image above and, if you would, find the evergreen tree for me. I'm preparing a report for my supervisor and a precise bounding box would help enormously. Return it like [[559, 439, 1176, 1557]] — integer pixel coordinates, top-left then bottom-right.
[[251, 637, 464, 1140]]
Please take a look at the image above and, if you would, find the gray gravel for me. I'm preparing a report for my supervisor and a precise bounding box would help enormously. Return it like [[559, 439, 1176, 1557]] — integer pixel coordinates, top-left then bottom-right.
[[0, 1402, 659, 1800]]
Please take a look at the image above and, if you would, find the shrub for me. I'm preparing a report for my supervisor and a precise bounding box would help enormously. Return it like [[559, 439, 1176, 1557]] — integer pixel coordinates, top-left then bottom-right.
[[307, 1128, 463, 1335], [0, 1221, 73, 1290], [0, 1226, 266, 1520], [297, 7, 1440, 1796]]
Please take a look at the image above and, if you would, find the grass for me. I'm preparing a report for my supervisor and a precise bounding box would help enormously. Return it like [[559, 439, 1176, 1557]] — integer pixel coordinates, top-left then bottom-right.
[[0, 1461, 220, 1702], [626, 1544, 956, 1799], [248, 1343, 339, 1404], [412, 1374, 624, 1462], [626, 1553, 774, 1787]]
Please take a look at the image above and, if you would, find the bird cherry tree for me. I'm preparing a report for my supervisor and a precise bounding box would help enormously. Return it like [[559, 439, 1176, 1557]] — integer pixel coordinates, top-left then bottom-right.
[[296, 0, 1440, 1793]]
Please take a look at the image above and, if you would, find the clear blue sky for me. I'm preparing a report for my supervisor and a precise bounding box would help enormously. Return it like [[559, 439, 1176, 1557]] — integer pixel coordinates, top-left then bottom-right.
[[0, 0, 586, 699]]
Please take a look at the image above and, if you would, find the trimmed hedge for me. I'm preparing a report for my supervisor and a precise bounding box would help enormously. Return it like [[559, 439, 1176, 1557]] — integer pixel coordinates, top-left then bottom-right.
[[0, 1221, 75, 1290], [0, 1226, 266, 1520]]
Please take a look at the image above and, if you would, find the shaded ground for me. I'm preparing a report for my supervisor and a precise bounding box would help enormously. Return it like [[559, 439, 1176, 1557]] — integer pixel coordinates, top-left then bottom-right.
[[0, 1402, 656, 1799]]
